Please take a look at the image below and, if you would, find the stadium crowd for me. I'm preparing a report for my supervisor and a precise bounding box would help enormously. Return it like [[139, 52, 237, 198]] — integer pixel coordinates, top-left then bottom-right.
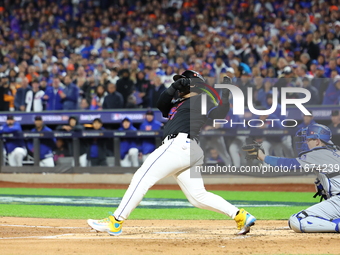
[[0, 0, 340, 112], [1, 0, 340, 168]]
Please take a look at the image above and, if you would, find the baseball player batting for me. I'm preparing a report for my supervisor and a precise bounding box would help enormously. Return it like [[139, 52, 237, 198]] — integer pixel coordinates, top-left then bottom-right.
[[243, 124, 340, 232], [88, 70, 256, 235]]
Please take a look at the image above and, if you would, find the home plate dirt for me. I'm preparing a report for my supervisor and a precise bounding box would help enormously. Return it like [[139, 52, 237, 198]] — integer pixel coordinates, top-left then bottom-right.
[[0, 218, 339, 255]]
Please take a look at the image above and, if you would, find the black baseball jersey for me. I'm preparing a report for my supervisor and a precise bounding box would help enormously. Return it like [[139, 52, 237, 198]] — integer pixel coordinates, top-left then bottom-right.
[[157, 90, 230, 139]]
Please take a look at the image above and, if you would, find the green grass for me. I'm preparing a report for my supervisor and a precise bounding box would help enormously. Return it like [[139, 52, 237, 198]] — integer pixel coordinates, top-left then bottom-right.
[[0, 188, 316, 220], [0, 204, 306, 220], [0, 188, 316, 202]]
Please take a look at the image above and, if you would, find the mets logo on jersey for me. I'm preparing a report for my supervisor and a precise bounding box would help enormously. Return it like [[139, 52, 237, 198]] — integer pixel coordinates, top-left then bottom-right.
[[299, 154, 307, 160], [168, 102, 184, 120]]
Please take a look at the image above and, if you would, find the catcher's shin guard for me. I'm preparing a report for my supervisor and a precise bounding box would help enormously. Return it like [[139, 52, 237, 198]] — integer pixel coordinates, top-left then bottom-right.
[[288, 212, 340, 233]]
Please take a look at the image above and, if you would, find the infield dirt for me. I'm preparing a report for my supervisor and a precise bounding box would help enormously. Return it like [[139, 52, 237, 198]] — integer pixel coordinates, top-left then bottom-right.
[[0, 217, 338, 255]]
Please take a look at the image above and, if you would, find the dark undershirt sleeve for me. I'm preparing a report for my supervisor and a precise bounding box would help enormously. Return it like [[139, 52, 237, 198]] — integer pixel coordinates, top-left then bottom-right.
[[157, 90, 175, 117], [207, 98, 230, 120]]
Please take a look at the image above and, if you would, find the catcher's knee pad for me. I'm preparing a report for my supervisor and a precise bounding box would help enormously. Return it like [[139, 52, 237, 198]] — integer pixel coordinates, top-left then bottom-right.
[[288, 213, 303, 233], [289, 211, 339, 233]]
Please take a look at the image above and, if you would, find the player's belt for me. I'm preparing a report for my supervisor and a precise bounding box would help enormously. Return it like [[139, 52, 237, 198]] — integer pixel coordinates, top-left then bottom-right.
[[166, 134, 180, 140], [163, 133, 198, 143]]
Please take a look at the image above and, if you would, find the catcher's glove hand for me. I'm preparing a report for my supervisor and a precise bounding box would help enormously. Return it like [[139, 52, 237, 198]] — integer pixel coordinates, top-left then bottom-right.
[[242, 142, 265, 160]]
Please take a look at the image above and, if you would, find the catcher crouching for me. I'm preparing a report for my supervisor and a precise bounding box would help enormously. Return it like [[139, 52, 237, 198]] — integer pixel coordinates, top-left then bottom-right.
[[243, 124, 340, 233]]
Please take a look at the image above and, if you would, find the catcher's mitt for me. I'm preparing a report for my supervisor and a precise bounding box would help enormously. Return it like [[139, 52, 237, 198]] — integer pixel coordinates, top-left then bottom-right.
[[242, 142, 265, 160]]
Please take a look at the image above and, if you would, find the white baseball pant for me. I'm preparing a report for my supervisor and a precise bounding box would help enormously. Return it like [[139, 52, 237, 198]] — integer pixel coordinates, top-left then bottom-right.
[[229, 136, 247, 167], [142, 153, 151, 163], [40, 157, 55, 167], [120, 148, 139, 167], [114, 133, 239, 221], [7, 148, 27, 167], [72, 153, 88, 167]]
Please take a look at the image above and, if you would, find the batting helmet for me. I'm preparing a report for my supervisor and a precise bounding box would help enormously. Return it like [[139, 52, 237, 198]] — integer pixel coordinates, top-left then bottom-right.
[[173, 70, 205, 83], [173, 70, 206, 94]]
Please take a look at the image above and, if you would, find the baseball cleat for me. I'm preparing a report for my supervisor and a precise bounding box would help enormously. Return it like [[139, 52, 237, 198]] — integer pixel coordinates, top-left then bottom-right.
[[234, 208, 256, 235], [87, 217, 111, 232], [107, 215, 124, 236], [87, 215, 124, 235]]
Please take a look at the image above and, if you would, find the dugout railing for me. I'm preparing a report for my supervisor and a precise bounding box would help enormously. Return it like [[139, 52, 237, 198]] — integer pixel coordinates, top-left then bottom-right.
[[1, 128, 336, 177]]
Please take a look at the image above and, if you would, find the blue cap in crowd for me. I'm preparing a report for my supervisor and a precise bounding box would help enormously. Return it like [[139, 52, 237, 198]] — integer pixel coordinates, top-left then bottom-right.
[[316, 65, 324, 71]]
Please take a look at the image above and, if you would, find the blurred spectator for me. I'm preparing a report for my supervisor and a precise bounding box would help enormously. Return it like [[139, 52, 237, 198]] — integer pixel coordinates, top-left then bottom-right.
[[83, 77, 97, 104], [224, 105, 248, 167], [273, 66, 298, 100], [296, 64, 313, 87], [201, 125, 232, 166], [225, 67, 235, 79], [4, 71, 20, 111], [255, 114, 283, 157], [44, 77, 64, 111], [148, 76, 166, 108], [328, 110, 340, 146], [135, 71, 152, 108], [27, 116, 55, 167], [61, 75, 79, 110], [311, 66, 329, 103], [14, 76, 30, 111], [90, 85, 107, 110], [56, 116, 87, 167], [119, 117, 139, 167], [302, 32, 320, 61], [325, 59, 337, 78], [301, 77, 320, 105], [116, 69, 134, 107], [0, 115, 27, 166], [25, 66, 39, 83], [126, 94, 138, 108], [253, 76, 264, 106], [81, 37, 94, 59], [310, 60, 319, 75], [235, 71, 254, 106], [25, 79, 44, 112], [86, 118, 107, 166], [0, 76, 12, 111], [139, 110, 162, 162], [265, 93, 294, 158], [80, 98, 90, 110], [210, 56, 228, 83], [53, 139, 71, 164], [297, 115, 316, 130], [322, 79, 340, 105], [257, 79, 273, 107], [1, 0, 340, 111], [206, 148, 224, 166], [162, 66, 176, 88], [102, 83, 124, 109]]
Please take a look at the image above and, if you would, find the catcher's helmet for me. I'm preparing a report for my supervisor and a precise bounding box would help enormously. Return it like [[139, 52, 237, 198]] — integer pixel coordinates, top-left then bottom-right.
[[295, 123, 333, 154], [305, 124, 333, 144]]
